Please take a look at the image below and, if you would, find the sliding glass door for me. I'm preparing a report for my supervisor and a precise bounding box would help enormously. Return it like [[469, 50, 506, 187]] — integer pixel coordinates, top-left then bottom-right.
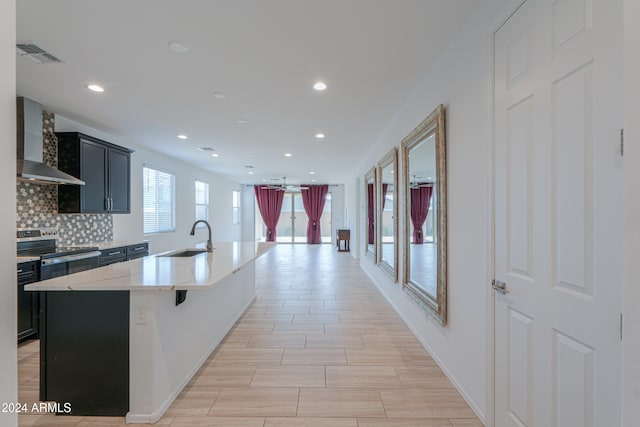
[[256, 192, 331, 243], [276, 193, 294, 243]]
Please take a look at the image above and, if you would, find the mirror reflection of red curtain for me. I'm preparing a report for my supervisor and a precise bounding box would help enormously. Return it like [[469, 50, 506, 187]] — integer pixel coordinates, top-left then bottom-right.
[[381, 184, 389, 210], [367, 183, 375, 244], [254, 186, 285, 242], [301, 185, 329, 244], [410, 185, 433, 244]]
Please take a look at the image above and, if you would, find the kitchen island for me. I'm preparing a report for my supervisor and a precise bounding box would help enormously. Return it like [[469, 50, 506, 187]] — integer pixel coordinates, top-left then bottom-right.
[[26, 241, 275, 424]]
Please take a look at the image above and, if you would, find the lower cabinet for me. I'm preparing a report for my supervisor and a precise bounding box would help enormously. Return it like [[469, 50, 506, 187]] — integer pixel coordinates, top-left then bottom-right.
[[100, 243, 149, 266], [99, 247, 127, 266], [126, 243, 149, 260], [40, 291, 129, 415], [17, 261, 39, 342]]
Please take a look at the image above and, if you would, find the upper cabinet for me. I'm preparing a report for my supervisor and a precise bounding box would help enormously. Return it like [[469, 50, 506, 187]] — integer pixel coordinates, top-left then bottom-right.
[[56, 132, 132, 214]]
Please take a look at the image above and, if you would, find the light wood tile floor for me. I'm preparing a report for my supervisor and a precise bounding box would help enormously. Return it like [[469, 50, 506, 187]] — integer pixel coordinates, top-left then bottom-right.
[[18, 244, 482, 426]]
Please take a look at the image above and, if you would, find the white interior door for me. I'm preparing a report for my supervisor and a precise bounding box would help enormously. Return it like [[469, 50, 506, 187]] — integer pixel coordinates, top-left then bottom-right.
[[494, 0, 623, 426]]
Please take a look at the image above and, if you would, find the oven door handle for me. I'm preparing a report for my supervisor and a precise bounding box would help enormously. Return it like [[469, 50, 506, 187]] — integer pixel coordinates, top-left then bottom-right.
[[41, 251, 101, 266]]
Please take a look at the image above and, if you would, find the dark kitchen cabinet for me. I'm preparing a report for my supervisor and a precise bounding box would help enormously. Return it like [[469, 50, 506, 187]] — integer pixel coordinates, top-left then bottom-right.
[[99, 246, 127, 266], [17, 261, 39, 342], [99, 242, 148, 266], [56, 132, 132, 214], [126, 242, 149, 260], [40, 290, 129, 415]]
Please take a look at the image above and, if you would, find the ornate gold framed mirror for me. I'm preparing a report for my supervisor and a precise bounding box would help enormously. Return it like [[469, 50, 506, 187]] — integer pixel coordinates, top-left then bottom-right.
[[377, 148, 398, 281], [365, 167, 377, 262], [402, 104, 447, 325]]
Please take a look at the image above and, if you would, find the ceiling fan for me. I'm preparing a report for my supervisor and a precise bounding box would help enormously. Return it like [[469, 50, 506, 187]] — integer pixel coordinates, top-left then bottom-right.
[[261, 177, 309, 192], [410, 175, 434, 189]]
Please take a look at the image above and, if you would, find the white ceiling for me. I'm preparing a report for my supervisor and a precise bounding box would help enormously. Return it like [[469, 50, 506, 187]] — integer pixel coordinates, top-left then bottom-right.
[[17, 0, 479, 185]]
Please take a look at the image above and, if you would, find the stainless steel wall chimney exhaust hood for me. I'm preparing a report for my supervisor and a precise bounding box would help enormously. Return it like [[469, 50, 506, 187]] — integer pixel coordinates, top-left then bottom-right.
[[17, 97, 85, 185]]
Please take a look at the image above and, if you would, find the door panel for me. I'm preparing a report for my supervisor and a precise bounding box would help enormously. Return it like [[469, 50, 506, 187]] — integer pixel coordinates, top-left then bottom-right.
[[551, 0, 592, 55], [507, 308, 533, 427], [80, 140, 107, 212], [552, 62, 594, 295], [506, 96, 534, 280], [494, 0, 622, 426], [552, 329, 594, 427], [108, 148, 130, 213]]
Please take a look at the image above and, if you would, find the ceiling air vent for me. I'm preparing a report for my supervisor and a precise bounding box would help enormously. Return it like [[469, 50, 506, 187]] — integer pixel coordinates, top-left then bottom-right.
[[16, 44, 63, 64]]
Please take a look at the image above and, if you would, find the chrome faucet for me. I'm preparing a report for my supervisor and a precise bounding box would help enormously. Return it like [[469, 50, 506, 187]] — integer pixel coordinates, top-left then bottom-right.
[[190, 220, 213, 252]]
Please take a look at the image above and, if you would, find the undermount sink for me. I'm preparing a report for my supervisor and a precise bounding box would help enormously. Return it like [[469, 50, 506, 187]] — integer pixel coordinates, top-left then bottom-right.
[[159, 249, 210, 258]]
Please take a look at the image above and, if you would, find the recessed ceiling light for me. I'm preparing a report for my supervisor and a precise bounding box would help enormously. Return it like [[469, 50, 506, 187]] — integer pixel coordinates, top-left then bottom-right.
[[309, 171, 315, 175], [212, 92, 226, 99], [261, 179, 266, 182], [168, 41, 188, 53], [235, 119, 247, 124], [313, 81, 327, 91], [211, 153, 220, 158], [315, 133, 325, 139], [248, 171, 254, 175], [390, 170, 394, 174], [87, 84, 105, 93], [177, 134, 188, 140], [284, 153, 293, 157], [427, 176, 433, 180], [311, 179, 316, 182]]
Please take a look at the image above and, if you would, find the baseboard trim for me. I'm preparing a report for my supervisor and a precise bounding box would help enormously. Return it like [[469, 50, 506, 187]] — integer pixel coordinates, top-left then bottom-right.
[[362, 265, 486, 425]]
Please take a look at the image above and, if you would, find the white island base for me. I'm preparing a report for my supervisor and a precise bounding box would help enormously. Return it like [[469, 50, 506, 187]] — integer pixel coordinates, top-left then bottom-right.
[[127, 263, 255, 424], [26, 242, 274, 423]]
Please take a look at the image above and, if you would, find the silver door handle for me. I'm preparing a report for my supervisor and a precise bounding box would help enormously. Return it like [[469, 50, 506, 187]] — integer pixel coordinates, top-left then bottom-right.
[[492, 279, 509, 295]]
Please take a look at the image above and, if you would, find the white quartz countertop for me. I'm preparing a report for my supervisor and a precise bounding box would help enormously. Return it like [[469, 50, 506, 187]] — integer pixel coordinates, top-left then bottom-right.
[[25, 242, 275, 292]]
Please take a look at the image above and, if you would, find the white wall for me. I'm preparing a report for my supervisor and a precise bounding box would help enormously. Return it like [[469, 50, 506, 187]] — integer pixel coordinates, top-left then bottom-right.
[[241, 186, 255, 241], [343, 175, 360, 259], [0, 1, 17, 426], [55, 116, 242, 254], [349, 0, 513, 421], [623, 0, 640, 424]]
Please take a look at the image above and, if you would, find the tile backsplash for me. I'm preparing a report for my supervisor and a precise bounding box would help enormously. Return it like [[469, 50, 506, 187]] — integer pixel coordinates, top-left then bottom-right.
[[16, 111, 113, 245]]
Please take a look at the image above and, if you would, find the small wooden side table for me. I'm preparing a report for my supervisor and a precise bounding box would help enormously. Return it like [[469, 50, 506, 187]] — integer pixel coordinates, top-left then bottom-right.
[[336, 229, 350, 252]]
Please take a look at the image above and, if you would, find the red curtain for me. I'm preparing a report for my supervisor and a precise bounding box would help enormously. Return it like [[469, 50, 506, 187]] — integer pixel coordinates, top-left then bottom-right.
[[410, 185, 433, 244], [300, 185, 329, 244], [367, 183, 375, 244], [254, 186, 285, 242]]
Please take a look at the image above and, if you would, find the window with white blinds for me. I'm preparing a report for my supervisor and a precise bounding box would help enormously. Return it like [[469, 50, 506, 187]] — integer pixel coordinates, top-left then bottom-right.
[[195, 180, 209, 225], [143, 167, 175, 234]]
